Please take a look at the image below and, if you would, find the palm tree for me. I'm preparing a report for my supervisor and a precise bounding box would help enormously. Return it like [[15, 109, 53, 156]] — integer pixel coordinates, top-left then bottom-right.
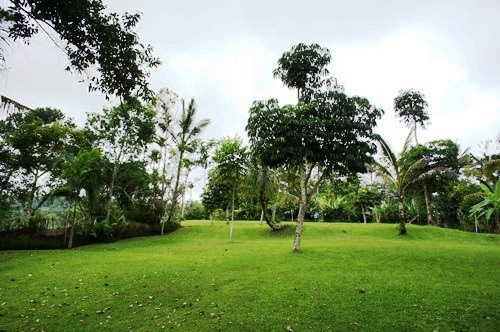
[[164, 98, 210, 229], [60, 148, 105, 248], [373, 131, 430, 235], [247, 162, 283, 231], [394, 89, 429, 145]]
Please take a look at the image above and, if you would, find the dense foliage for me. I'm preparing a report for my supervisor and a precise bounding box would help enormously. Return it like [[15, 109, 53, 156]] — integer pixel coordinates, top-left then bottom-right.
[[0, 37, 498, 249], [0, 0, 160, 101]]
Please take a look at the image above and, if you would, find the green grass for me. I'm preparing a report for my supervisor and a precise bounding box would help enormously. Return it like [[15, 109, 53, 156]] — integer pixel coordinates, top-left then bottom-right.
[[0, 221, 498, 331]]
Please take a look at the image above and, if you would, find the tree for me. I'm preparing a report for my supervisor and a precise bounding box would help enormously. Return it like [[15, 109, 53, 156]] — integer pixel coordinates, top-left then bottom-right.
[[356, 184, 383, 224], [372, 132, 454, 234], [394, 89, 429, 145], [469, 180, 500, 233], [60, 148, 106, 248], [374, 133, 422, 234], [245, 160, 283, 230], [273, 43, 336, 100], [149, 88, 177, 230], [164, 98, 210, 229], [247, 43, 382, 251], [401, 140, 460, 225], [85, 100, 156, 223], [0, 0, 160, 102], [0, 107, 78, 223], [202, 170, 231, 224], [212, 138, 248, 242]]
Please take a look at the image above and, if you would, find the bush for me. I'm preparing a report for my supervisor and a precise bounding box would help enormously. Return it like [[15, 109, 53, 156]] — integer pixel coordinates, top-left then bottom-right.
[[184, 202, 206, 220]]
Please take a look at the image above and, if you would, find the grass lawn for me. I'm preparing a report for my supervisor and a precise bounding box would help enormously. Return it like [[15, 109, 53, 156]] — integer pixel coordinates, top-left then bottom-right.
[[0, 221, 498, 331]]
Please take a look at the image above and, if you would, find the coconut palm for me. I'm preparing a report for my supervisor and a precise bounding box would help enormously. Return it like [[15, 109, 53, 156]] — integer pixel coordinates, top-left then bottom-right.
[[373, 131, 431, 234], [165, 98, 210, 228]]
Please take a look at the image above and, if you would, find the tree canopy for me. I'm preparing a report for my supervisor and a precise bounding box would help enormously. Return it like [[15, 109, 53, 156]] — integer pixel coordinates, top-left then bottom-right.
[[0, 0, 160, 101], [247, 43, 383, 251], [394, 89, 429, 144]]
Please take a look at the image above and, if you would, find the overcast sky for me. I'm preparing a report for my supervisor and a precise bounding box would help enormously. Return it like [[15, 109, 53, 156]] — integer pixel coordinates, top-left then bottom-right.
[[1, 0, 499, 156]]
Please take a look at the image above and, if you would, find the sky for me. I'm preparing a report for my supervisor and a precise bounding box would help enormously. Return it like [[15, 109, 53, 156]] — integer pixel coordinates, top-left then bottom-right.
[[1, 0, 499, 157]]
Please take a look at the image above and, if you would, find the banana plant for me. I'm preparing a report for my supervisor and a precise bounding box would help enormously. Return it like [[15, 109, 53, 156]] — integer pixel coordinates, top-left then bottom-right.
[[469, 180, 500, 232]]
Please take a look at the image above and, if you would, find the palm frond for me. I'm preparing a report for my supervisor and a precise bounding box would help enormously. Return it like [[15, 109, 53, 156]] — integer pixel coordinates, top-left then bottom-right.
[[410, 166, 456, 185], [372, 161, 396, 185], [376, 136, 398, 171], [1, 95, 33, 115], [401, 127, 415, 154], [401, 157, 428, 189]]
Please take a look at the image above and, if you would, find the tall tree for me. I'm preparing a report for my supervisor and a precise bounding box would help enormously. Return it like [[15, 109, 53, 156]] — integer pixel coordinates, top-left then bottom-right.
[[273, 43, 336, 100], [394, 89, 429, 145], [85, 100, 156, 223], [149, 88, 177, 228], [212, 137, 248, 242], [0, 0, 160, 102], [0, 107, 78, 222], [165, 98, 210, 228], [247, 43, 382, 251]]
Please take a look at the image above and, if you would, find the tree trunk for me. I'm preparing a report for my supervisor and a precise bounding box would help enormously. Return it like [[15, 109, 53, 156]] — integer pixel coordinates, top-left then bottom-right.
[[26, 170, 41, 220], [67, 202, 77, 249], [398, 194, 407, 235], [229, 188, 235, 242], [414, 123, 419, 145], [272, 186, 280, 223], [292, 174, 308, 251], [259, 193, 282, 231], [260, 209, 264, 225], [167, 151, 184, 225], [424, 185, 433, 225], [361, 205, 367, 224], [106, 161, 120, 223], [271, 204, 277, 223]]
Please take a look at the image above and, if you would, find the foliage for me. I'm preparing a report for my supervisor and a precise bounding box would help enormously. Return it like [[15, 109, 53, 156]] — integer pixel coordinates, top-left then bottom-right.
[[273, 42, 336, 98], [372, 132, 453, 234], [212, 137, 248, 240], [85, 100, 156, 222], [183, 202, 206, 220], [356, 184, 384, 223], [401, 139, 460, 226], [0, 107, 78, 221], [247, 95, 382, 174], [0, 0, 160, 101], [202, 171, 231, 219], [164, 97, 210, 226], [469, 180, 500, 232], [60, 148, 107, 224], [394, 89, 429, 144], [247, 43, 382, 250]]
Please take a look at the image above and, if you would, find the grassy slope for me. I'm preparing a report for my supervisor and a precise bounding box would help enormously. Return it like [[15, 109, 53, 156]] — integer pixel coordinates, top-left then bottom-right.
[[0, 221, 498, 331]]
